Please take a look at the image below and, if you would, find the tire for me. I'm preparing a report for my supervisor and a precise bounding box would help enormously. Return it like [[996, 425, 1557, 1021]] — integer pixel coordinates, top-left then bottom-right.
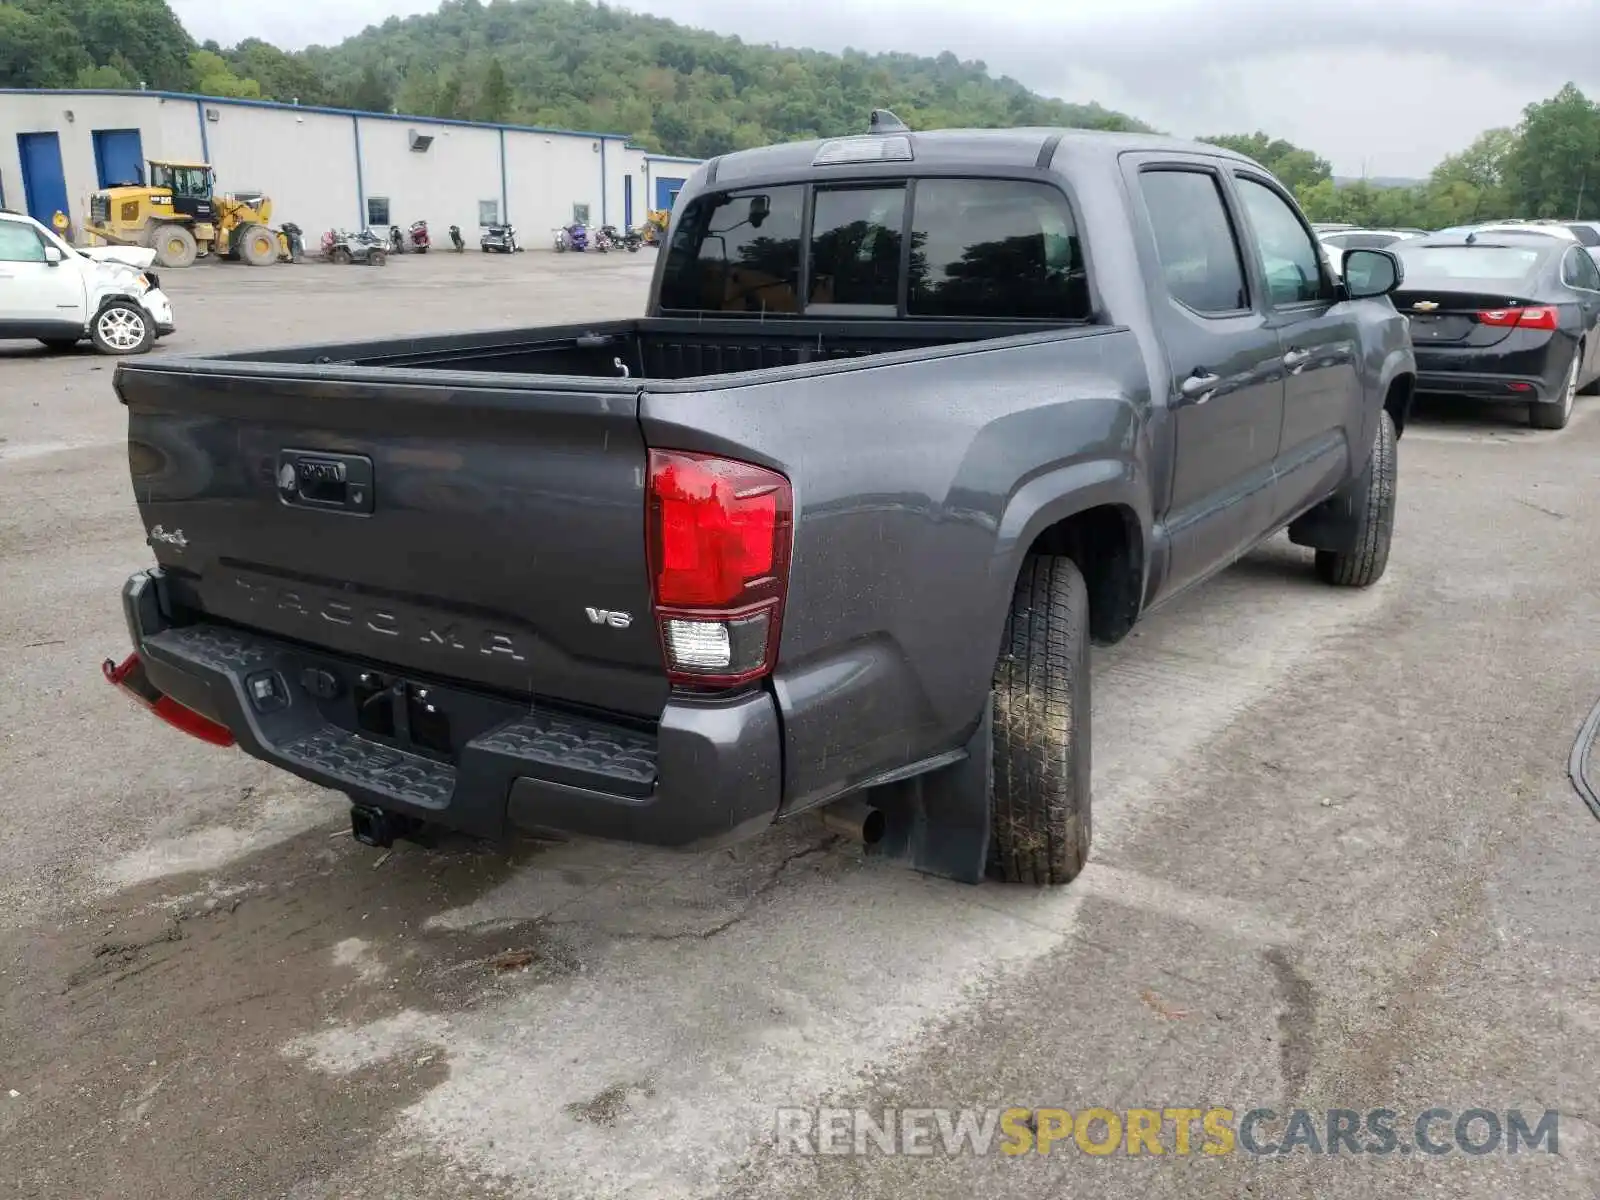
[[151, 224, 197, 269], [38, 337, 80, 351], [368, 250, 387, 267], [238, 224, 278, 267], [990, 554, 1092, 886], [1315, 409, 1397, 586], [330, 247, 353, 265], [90, 302, 154, 355], [1530, 351, 1579, 430]]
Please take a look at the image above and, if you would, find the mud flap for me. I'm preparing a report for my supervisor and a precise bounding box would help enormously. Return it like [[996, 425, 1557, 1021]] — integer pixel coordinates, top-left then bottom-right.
[[868, 704, 993, 885], [1287, 442, 1375, 555]]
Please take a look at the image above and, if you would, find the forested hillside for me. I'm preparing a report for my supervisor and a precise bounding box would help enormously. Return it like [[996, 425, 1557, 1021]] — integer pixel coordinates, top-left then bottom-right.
[[0, 0, 1150, 157], [5, 0, 1596, 224]]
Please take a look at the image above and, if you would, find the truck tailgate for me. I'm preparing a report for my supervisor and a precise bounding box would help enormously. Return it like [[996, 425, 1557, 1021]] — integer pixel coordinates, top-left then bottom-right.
[[115, 361, 668, 718]]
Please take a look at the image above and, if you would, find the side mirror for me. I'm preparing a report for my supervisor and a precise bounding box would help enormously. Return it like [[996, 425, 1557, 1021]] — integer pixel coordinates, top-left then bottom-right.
[[1343, 248, 1402, 299], [44, 245, 63, 266], [749, 194, 771, 228]]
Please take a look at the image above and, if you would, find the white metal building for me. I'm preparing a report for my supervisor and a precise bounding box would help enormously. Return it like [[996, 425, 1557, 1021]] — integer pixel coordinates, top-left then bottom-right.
[[0, 88, 703, 246]]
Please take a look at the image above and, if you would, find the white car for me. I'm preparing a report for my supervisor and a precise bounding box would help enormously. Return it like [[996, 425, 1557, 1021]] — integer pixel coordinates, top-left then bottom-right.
[[1317, 229, 1425, 278], [0, 210, 174, 355]]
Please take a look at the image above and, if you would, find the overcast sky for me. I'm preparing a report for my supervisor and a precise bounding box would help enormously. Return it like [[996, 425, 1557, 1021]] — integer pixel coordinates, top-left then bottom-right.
[[169, 0, 1600, 177]]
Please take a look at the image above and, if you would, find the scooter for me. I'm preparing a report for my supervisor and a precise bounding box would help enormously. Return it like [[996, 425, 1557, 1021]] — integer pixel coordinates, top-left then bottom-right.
[[409, 219, 430, 253], [388, 225, 406, 254], [448, 224, 465, 252], [481, 223, 520, 253]]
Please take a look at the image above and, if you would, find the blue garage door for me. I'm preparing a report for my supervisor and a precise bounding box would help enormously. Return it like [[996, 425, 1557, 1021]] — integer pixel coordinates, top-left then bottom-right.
[[655, 176, 686, 211], [624, 175, 634, 227], [18, 132, 69, 226], [93, 129, 145, 187]]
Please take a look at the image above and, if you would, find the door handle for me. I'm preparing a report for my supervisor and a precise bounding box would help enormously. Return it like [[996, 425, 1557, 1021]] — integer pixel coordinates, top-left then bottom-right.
[[1282, 347, 1313, 371], [1178, 371, 1221, 403]]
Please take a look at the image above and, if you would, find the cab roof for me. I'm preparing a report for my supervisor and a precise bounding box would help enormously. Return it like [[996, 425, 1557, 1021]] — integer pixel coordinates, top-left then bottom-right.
[[705, 126, 1255, 188], [148, 159, 213, 169]]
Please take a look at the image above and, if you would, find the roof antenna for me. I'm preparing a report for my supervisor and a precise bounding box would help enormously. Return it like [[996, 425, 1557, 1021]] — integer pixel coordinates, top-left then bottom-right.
[[1465, 231, 1477, 244], [868, 109, 910, 135]]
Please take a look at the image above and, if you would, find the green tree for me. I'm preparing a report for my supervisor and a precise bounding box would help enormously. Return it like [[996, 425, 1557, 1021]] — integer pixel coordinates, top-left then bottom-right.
[[473, 56, 511, 123], [191, 49, 261, 98], [0, 4, 92, 87], [1503, 84, 1600, 219], [346, 63, 394, 113], [1202, 132, 1333, 192]]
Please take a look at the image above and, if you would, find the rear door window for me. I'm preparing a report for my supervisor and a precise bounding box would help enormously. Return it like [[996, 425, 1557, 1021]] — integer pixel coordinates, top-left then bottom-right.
[[1137, 169, 1249, 314], [658, 185, 805, 313], [906, 179, 1089, 319], [808, 186, 906, 313]]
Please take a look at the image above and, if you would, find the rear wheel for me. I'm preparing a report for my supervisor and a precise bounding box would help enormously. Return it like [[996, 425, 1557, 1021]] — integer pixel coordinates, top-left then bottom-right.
[[1530, 351, 1580, 430], [238, 224, 278, 266], [90, 302, 153, 355], [989, 554, 1092, 886], [151, 224, 197, 269], [330, 246, 352, 265]]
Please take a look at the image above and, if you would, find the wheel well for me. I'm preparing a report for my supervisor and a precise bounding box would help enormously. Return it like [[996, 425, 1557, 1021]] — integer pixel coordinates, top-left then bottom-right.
[[1385, 373, 1414, 439], [1025, 504, 1142, 644]]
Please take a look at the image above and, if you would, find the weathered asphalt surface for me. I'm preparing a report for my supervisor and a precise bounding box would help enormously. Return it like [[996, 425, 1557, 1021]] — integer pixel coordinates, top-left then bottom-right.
[[2, 252, 1598, 1199]]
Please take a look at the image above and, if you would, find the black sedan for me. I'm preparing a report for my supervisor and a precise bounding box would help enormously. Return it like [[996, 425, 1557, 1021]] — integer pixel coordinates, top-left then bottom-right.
[[1385, 231, 1600, 429]]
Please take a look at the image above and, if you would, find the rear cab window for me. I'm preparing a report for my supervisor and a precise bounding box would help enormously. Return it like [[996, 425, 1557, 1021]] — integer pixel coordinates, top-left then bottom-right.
[[657, 176, 1091, 322]]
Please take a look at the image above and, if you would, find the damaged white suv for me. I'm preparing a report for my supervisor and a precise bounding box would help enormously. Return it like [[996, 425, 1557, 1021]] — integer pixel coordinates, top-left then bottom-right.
[[0, 210, 175, 355]]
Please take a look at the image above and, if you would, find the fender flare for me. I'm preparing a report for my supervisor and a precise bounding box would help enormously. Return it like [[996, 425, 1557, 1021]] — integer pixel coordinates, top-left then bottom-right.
[[1373, 347, 1417, 442], [987, 456, 1152, 648]]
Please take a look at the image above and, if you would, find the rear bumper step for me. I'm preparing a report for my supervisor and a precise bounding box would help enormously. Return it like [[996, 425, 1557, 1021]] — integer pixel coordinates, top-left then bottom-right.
[[113, 568, 783, 849]]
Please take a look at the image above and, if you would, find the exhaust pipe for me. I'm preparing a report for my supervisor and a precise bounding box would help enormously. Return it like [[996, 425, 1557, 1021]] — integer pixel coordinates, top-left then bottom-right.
[[821, 799, 886, 846], [350, 804, 395, 848]]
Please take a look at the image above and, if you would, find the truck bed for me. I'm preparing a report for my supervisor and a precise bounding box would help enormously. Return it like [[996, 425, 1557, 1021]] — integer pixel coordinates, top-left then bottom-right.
[[211, 316, 1075, 381]]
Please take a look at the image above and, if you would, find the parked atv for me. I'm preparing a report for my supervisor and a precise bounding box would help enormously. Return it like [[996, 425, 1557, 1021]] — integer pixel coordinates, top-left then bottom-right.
[[321, 229, 388, 266]]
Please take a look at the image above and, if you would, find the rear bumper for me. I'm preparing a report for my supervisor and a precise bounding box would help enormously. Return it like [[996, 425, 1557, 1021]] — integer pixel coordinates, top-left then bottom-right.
[[1414, 369, 1557, 402], [116, 568, 783, 849]]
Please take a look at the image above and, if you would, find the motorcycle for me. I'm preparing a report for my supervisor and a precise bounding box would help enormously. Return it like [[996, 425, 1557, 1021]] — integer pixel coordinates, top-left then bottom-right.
[[408, 219, 430, 253], [388, 225, 406, 254], [448, 224, 465, 252], [553, 222, 588, 252], [597, 224, 640, 253], [481, 223, 520, 253]]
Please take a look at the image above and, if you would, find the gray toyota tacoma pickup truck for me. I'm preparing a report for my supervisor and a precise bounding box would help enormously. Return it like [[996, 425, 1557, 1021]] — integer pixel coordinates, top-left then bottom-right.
[[105, 114, 1416, 887]]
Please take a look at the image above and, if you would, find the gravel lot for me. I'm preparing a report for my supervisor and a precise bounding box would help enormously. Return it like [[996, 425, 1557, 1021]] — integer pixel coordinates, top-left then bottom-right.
[[2, 250, 1598, 1200]]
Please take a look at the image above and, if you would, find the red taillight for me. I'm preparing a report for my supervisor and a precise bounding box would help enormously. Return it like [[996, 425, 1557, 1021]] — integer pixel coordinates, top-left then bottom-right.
[[102, 652, 236, 747], [646, 449, 793, 687], [1478, 306, 1558, 330]]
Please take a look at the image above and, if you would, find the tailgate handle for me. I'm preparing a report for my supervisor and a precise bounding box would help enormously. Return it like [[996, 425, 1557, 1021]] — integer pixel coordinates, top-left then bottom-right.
[[277, 450, 375, 515]]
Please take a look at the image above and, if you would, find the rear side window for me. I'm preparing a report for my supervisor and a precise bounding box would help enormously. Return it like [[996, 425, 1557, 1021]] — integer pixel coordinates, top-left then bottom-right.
[[809, 186, 906, 312], [907, 179, 1089, 320], [658, 185, 805, 313], [1564, 224, 1600, 247], [0, 222, 47, 263], [1138, 169, 1248, 314], [1563, 247, 1600, 290]]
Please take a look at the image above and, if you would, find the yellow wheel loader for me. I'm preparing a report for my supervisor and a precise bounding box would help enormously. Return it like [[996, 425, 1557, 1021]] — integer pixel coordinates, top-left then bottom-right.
[[641, 208, 670, 245], [86, 160, 287, 268]]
